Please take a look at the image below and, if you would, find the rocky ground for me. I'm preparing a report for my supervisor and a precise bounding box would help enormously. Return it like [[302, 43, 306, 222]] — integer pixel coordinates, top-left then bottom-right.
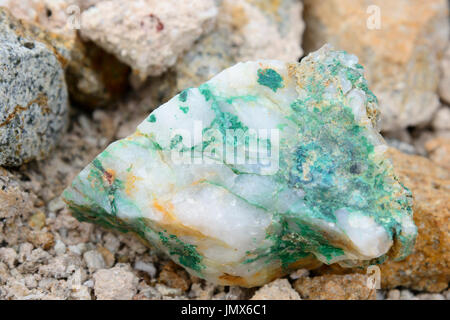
[[0, 0, 449, 300]]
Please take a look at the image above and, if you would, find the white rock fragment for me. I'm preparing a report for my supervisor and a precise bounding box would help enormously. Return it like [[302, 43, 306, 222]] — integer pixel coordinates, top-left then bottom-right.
[[83, 250, 106, 272], [80, 0, 218, 79], [102, 232, 121, 254], [289, 269, 309, 280], [0, 248, 17, 268], [54, 240, 67, 255], [432, 107, 450, 131], [134, 260, 156, 278], [93, 264, 139, 300], [68, 243, 89, 256], [39, 254, 83, 279], [251, 279, 301, 300]]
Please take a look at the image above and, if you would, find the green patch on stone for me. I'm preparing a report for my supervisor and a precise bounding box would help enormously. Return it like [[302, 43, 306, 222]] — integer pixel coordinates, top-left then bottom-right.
[[257, 68, 284, 92], [244, 214, 344, 269], [91, 159, 125, 216], [179, 88, 189, 102], [179, 106, 189, 114], [148, 114, 156, 123], [67, 202, 132, 234], [159, 231, 205, 273], [170, 134, 183, 150], [198, 84, 249, 138]]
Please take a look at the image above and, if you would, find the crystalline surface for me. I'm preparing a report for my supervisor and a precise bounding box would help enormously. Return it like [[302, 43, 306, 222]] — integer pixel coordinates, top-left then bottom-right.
[[63, 45, 417, 287]]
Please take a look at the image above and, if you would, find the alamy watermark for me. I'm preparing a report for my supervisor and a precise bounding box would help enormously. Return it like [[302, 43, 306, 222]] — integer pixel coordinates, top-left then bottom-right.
[[367, 5, 381, 30], [168, 121, 280, 175], [366, 265, 381, 290], [66, 5, 81, 30]]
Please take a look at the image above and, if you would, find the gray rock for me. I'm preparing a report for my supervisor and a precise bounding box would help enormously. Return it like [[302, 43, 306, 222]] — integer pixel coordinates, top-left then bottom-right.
[[0, 10, 69, 166]]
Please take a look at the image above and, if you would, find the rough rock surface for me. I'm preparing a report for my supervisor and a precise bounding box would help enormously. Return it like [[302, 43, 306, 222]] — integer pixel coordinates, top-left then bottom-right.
[[0, 4, 130, 108], [315, 148, 450, 293], [432, 107, 450, 132], [0, 168, 35, 223], [80, 0, 218, 79], [158, 261, 191, 293], [175, 0, 304, 92], [93, 264, 139, 300], [294, 274, 376, 300], [0, 0, 79, 36], [0, 10, 69, 166], [63, 45, 417, 287], [251, 279, 301, 300], [303, 0, 450, 131], [425, 137, 450, 171], [440, 46, 450, 104], [379, 148, 450, 292], [0, 91, 448, 300]]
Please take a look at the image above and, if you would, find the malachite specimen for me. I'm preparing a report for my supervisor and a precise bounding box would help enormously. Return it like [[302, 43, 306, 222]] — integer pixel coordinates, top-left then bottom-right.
[[63, 45, 417, 287]]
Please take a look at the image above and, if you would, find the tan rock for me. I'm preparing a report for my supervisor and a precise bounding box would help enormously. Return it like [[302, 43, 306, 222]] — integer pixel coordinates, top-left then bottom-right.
[[294, 274, 376, 300], [175, 0, 304, 92], [425, 137, 450, 170], [93, 264, 139, 300], [0, 248, 17, 269], [432, 107, 450, 131], [29, 211, 47, 230], [381, 148, 450, 292], [440, 46, 450, 104], [303, 0, 450, 131], [97, 246, 115, 268], [158, 261, 191, 293], [27, 230, 55, 250], [39, 253, 83, 279], [77, 0, 103, 11], [0, 0, 79, 36], [0, 168, 35, 247], [251, 279, 301, 300], [80, 0, 218, 79], [0, 168, 34, 221]]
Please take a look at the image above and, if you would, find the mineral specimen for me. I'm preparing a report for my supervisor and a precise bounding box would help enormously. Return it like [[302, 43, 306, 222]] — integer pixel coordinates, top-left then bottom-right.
[[63, 45, 417, 287]]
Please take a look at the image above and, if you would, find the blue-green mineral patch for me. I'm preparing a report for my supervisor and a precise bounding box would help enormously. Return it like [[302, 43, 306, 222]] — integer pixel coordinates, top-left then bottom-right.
[[257, 68, 284, 92]]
